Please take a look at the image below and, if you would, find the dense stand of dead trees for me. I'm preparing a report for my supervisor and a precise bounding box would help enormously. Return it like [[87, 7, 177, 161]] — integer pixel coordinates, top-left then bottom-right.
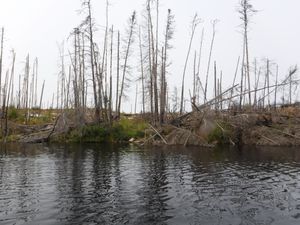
[[0, 0, 300, 138]]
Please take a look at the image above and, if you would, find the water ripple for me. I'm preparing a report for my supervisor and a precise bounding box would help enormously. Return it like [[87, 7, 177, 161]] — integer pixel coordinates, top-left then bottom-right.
[[1, 144, 300, 224]]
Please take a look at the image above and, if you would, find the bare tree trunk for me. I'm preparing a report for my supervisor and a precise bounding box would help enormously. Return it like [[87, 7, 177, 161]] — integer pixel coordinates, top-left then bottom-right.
[[197, 28, 204, 77], [228, 56, 240, 109], [115, 31, 120, 114], [254, 67, 261, 109], [81, 33, 86, 111], [274, 64, 278, 108], [220, 71, 223, 110], [180, 14, 199, 114], [266, 59, 270, 108], [239, 35, 246, 110], [0, 28, 4, 112], [153, 0, 160, 122], [262, 67, 267, 109], [289, 69, 292, 105], [193, 51, 197, 100], [118, 12, 136, 117], [4, 51, 15, 139], [86, 0, 100, 122], [147, 6, 154, 116], [134, 84, 138, 114], [160, 47, 165, 124], [18, 74, 21, 109], [214, 61, 217, 111], [25, 55, 30, 123], [204, 20, 217, 104], [239, 0, 256, 108], [39, 80, 45, 109], [34, 58, 38, 107], [245, 24, 252, 106], [108, 26, 113, 125], [138, 26, 145, 114], [2, 70, 9, 116]]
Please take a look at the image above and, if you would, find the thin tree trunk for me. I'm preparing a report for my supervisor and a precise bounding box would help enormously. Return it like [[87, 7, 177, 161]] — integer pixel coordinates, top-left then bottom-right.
[[115, 31, 120, 114], [267, 59, 270, 108], [214, 61, 217, 110], [228, 56, 240, 109], [118, 12, 136, 117], [87, 0, 100, 122], [39, 80, 45, 109], [0, 28, 4, 112], [138, 26, 145, 114], [180, 14, 199, 114], [108, 26, 113, 124], [274, 64, 278, 108], [204, 20, 217, 104]]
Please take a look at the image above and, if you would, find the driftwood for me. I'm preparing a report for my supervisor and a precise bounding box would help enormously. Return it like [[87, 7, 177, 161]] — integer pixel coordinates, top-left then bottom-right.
[[149, 124, 168, 144], [259, 134, 279, 145], [269, 126, 300, 140], [184, 131, 192, 147], [141, 133, 158, 146], [198, 84, 239, 110], [47, 114, 61, 140]]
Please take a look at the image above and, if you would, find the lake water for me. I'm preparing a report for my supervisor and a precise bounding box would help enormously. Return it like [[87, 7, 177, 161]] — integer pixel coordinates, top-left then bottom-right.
[[0, 144, 300, 225]]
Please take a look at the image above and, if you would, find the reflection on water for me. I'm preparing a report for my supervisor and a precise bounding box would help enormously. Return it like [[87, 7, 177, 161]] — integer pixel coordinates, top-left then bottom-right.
[[1, 144, 300, 225]]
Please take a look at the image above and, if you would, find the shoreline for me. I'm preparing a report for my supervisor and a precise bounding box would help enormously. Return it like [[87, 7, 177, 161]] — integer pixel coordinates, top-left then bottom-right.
[[1, 107, 300, 148]]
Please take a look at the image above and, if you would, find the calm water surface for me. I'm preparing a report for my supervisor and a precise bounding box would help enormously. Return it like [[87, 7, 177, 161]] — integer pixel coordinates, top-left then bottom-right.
[[1, 144, 300, 225]]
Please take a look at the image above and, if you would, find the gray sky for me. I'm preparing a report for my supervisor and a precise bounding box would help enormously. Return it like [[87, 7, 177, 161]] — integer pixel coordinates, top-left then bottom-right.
[[0, 0, 299, 110]]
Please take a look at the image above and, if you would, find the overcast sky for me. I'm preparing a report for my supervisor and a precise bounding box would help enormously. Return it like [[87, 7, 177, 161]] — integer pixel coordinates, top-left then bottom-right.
[[0, 0, 299, 110]]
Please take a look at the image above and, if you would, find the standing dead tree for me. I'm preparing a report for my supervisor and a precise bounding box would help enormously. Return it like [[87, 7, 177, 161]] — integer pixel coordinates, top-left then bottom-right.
[[160, 9, 174, 124], [117, 11, 136, 117], [179, 13, 200, 115], [238, 0, 256, 107], [82, 0, 100, 122], [204, 20, 217, 104], [138, 26, 146, 114], [3, 51, 15, 140], [0, 28, 4, 117]]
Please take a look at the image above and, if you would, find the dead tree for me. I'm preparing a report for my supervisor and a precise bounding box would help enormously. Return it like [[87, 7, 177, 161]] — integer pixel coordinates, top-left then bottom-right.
[[238, 0, 256, 107], [160, 9, 174, 124], [204, 20, 217, 104], [0, 28, 4, 114], [115, 31, 120, 114], [138, 26, 145, 114], [274, 64, 278, 107], [3, 51, 15, 139], [179, 13, 200, 114], [83, 0, 100, 122], [39, 80, 45, 109], [196, 28, 204, 97], [108, 26, 113, 124], [117, 11, 136, 117], [154, 0, 159, 122]]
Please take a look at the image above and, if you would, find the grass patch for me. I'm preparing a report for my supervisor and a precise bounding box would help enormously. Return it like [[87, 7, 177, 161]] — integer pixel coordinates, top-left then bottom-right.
[[208, 121, 233, 145], [7, 107, 55, 125], [59, 117, 148, 143]]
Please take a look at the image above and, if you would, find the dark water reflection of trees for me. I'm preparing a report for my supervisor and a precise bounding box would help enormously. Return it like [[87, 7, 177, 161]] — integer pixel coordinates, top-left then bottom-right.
[[1, 144, 300, 225]]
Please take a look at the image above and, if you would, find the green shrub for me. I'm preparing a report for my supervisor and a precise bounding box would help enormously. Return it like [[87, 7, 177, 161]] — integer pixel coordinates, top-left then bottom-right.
[[8, 107, 20, 120], [208, 122, 232, 145], [56, 117, 148, 143]]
